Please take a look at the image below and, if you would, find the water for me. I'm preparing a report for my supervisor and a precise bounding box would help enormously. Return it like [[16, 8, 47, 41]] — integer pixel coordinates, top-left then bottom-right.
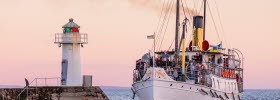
[[101, 87, 280, 100]]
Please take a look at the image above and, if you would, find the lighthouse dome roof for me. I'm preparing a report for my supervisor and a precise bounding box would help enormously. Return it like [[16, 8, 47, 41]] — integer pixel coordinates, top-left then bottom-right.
[[62, 18, 80, 28]]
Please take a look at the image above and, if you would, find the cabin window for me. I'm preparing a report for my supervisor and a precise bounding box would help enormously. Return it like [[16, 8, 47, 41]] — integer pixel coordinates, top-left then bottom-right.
[[210, 55, 216, 64], [218, 57, 223, 64]]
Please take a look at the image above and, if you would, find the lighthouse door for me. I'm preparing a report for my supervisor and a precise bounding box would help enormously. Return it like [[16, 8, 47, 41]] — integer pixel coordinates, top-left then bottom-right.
[[61, 59, 68, 85]]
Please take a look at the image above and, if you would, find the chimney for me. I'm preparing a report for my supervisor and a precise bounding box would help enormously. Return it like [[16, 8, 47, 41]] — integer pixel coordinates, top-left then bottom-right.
[[192, 16, 204, 51]]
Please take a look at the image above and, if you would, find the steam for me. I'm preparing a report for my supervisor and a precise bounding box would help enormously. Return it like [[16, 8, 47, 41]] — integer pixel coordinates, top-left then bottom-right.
[[128, 0, 200, 16]]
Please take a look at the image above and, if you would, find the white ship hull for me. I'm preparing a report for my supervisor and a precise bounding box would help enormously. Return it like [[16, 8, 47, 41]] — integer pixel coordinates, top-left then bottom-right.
[[132, 67, 241, 100]]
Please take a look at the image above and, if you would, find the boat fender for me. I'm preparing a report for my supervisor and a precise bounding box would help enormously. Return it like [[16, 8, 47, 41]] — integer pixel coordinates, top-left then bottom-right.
[[209, 90, 215, 97], [232, 92, 235, 100], [214, 92, 219, 98], [219, 95, 225, 100], [200, 89, 208, 95], [224, 93, 229, 99]]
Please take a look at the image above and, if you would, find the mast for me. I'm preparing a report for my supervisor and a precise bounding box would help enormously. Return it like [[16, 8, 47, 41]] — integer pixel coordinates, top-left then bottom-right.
[[203, 0, 206, 40], [175, 0, 180, 63]]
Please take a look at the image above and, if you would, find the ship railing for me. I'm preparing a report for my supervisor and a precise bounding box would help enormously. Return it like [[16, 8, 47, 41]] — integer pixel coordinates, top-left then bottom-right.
[[133, 69, 140, 82], [16, 77, 61, 100]]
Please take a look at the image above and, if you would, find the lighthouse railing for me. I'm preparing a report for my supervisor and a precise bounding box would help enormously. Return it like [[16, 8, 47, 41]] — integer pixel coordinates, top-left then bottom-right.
[[55, 33, 88, 44]]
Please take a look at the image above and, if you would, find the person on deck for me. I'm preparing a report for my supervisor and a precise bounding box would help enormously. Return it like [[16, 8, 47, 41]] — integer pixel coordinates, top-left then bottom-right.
[[136, 59, 142, 70], [197, 52, 203, 63], [162, 50, 169, 67], [198, 64, 207, 85], [189, 61, 196, 82], [156, 57, 162, 67], [173, 69, 179, 81]]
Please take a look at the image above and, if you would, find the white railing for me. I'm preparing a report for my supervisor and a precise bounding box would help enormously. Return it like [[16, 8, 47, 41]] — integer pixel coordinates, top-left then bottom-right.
[[55, 33, 88, 44]]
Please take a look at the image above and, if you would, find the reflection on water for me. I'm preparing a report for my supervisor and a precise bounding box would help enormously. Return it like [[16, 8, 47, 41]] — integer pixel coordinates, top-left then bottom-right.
[[101, 87, 280, 100]]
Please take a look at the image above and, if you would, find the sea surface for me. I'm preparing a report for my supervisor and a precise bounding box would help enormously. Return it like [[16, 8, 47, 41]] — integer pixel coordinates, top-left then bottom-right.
[[101, 87, 280, 100]]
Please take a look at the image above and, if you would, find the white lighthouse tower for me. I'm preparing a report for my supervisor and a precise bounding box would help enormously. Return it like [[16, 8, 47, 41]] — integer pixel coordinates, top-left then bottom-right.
[[55, 18, 88, 86]]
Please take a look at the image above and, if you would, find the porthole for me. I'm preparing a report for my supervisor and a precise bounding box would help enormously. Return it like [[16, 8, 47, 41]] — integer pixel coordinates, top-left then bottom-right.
[[181, 86, 184, 88], [170, 84, 173, 86]]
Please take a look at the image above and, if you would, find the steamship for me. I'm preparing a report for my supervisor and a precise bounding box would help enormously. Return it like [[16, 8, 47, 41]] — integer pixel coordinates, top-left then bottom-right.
[[131, 0, 244, 100]]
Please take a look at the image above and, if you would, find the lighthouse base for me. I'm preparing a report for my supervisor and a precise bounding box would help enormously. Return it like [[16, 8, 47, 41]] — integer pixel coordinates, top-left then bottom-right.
[[0, 86, 109, 100]]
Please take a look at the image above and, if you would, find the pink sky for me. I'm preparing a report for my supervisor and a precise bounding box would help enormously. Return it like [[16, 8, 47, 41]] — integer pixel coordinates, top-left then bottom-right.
[[0, 0, 279, 89]]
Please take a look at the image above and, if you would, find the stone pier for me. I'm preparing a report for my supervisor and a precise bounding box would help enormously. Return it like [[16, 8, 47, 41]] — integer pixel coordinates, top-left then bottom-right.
[[0, 86, 109, 100]]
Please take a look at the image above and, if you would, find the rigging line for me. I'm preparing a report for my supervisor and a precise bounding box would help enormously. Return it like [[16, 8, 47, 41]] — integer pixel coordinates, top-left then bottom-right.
[[155, 0, 174, 50], [168, 39, 175, 51], [182, 0, 193, 22], [182, 0, 194, 43], [155, 0, 172, 45], [155, 0, 170, 41], [213, 0, 231, 48], [181, 0, 192, 41], [193, 0, 198, 13], [151, 0, 167, 51], [181, 0, 187, 18], [158, 1, 175, 51], [154, 0, 167, 33], [186, 21, 192, 43], [207, 1, 221, 42], [198, 0, 204, 15]]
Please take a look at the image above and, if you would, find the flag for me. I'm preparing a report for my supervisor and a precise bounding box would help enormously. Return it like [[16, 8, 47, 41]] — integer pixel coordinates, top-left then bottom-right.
[[147, 35, 155, 39], [25, 78, 29, 87], [209, 43, 222, 52]]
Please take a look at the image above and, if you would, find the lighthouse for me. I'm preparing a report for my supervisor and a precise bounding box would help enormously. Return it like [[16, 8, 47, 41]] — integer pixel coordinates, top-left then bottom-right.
[[55, 18, 88, 86]]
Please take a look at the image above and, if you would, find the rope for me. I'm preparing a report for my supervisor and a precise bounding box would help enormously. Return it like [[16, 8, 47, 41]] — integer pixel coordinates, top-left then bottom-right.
[[213, 0, 231, 48], [207, 1, 221, 42], [151, 0, 168, 51], [154, 0, 167, 33], [154, 0, 171, 47], [158, 0, 175, 51], [155, 0, 174, 51], [181, 0, 187, 18]]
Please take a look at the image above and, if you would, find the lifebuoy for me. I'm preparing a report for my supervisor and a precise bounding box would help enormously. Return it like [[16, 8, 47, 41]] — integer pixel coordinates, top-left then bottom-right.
[[221, 69, 224, 77], [225, 69, 228, 78], [199, 64, 206, 70]]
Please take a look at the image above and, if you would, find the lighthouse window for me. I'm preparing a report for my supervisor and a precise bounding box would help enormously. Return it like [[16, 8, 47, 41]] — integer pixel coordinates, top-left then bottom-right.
[[65, 28, 71, 32], [71, 28, 79, 32]]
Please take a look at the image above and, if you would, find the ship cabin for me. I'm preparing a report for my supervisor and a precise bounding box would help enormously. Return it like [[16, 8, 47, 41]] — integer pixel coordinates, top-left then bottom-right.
[[134, 48, 244, 93]]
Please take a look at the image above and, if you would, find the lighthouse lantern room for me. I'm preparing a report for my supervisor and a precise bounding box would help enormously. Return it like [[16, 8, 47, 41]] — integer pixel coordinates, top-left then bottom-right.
[[54, 18, 88, 86]]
